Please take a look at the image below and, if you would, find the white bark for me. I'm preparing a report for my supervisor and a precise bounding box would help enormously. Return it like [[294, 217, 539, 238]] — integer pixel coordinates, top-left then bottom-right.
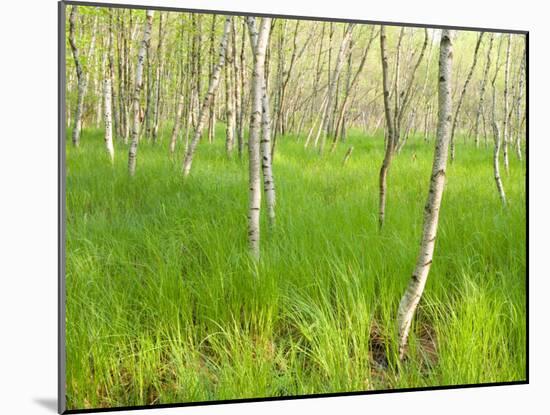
[[103, 79, 114, 163], [152, 12, 165, 142], [68, 6, 85, 147], [261, 75, 276, 228], [182, 17, 232, 176], [246, 17, 271, 259], [514, 49, 526, 160], [378, 25, 396, 229], [128, 10, 154, 176], [96, 45, 108, 127], [248, 18, 277, 228], [502, 34, 512, 173], [225, 36, 236, 155], [397, 29, 454, 360], [491, 39, 507, 205]]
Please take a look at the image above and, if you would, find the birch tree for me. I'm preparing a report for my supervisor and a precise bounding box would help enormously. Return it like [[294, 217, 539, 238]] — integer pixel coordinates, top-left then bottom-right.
[[103, 79, 115, 162], [107, 10, 119, 140], [151, 12, 165, 143], [514, 47, 526, 160], [502, 34, 512, 173], [450, 32, 483, 161], [491, 38, 507, 204], [224, 31, 236, 155], [378, 26, 428, 228], [182, 17, 232, 177], [248, 17, 276, 229], [245, 17, 271, 259], [68, 6, 86, 146], [474, 34, 494, 148], [319, 23, 355, 155], [378, 25, 395, 229], [330, 26, 377, 151], [128, 10, 154, 176], [397, 29, 454, 360]]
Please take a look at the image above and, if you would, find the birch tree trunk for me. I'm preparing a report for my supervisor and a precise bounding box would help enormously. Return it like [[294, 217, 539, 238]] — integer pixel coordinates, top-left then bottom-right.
[[96, 45, 108, 127], [169, 93, 185, 154], [491, 38, 507, 204], [378, 25, 396, 229], [450, 32, 483, 161], [107, 10, 119, 140], [208, 16, 218, 144], [152, 12, 165, 143], [331, 27, 377, 151], [319, 23, 355, 155], [238, 18, 248, 158], [232, 19, 242, 156], [378, 27, 428, 229], [502, 34, 512, 173], [225, 32, 236, 155], [397, 29, 454, 360], [474, 34, 494, 148], [514, 48, 526, 160], [245, 17, 271, 259], [116, 10, 127, 140], [68, 6, 85, 147], [103, 79, 115, 163], [128, 10, 154, 176], [143, 29, 154, 140], [261, 64, 276, 229], [249, 18, 277, 228], [182, 17, 232, 176]]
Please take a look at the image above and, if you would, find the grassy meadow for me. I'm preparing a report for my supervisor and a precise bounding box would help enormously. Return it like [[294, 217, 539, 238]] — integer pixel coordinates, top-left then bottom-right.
[[65, 127, 526, 409]]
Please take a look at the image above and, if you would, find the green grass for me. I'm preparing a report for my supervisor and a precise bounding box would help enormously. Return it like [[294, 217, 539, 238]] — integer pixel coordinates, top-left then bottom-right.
[[65, 125, 526, 409]]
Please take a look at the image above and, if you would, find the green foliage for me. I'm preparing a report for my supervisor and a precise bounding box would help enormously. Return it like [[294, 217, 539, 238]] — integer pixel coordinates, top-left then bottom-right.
[[65, 127, 526, 409]]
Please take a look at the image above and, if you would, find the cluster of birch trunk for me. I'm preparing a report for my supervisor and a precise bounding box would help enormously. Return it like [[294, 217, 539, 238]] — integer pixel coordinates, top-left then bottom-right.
[[66, 6, 526, 360]]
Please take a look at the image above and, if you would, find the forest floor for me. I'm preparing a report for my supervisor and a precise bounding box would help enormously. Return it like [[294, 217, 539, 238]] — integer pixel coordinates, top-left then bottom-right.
[[65, 126, 526, 409]]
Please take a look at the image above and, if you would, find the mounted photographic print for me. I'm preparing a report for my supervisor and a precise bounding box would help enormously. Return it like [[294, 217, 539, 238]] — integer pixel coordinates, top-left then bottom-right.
[[58, 1, 528, 412]]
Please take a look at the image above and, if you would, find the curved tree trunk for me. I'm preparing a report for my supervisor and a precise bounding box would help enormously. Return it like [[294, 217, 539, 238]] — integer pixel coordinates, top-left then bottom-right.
[[491, 39, 507, 204], [128, 10, 154, 176], [450, 32, 483, 161], [182, 17, 232, 176], [397, 29, 454, 360], [378, 26, 396, 229]]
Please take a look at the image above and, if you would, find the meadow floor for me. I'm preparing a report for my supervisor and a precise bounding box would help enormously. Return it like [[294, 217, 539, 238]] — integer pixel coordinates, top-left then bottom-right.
[[65, 127, 526, 409]]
